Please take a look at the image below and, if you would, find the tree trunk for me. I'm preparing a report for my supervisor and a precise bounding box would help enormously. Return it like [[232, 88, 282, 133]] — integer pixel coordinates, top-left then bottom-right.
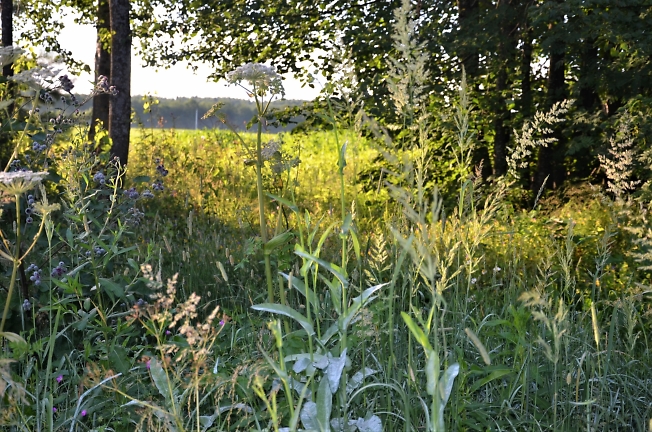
[[492, 0, 516, 178], [533, 28, 566, 193], [109, 0, 131, 166], [90, 0, 111, 142], [457, 0, 479, 77], [1, 0, 12, 77], [521, 25, 532, 119]]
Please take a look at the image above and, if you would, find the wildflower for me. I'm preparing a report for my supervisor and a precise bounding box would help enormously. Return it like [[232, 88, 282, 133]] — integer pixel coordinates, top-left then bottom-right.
[[261, 140, 281, 161], [51, 262, 66, 278], [470, 278, 477, 285], [123, 187, 139, 199], [25, 217, 33, 224], [58, 75, 74, 92], [156, 164, 169, 176], [93, 172, 106, 185], [52, 407, 57, 413], [0, 171, 47, 195], [22, 299, 31, 311], [226, 63, 285, 97], [81, 410, 87, 417], [152, 179, 164, 191], [146, 360, 151, 369], [219, 319, 225, 326], [142, 189, 154, 199], [0, 45, 24, 67], [165, 330, 172, 336], [56, 375, 63, 383], [493, 266, 501, 273]]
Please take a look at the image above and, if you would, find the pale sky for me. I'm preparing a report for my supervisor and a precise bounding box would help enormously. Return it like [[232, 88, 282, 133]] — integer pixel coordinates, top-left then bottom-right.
[[52, 14, 321, 101]]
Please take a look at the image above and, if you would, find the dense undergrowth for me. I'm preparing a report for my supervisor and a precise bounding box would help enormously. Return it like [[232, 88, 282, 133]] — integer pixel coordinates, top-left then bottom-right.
[[1, 4, 652, 431]]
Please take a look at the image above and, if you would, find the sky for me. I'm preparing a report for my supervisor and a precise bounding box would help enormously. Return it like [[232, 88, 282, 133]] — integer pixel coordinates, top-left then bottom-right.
[[52, 13, 321, 101]]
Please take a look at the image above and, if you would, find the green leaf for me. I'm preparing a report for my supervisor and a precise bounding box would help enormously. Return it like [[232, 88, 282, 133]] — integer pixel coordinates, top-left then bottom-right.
[[425, 350, 439, 396], [150, 358, 178, 409], [264, 231, 293, 254], [401, 312, 431, 351], [108, 345, 130, 374], [316, 375, 332, 431], [133, 175, 151, 184], [266, 192, 298, 213], [326, 348, 347, 393], [252, 303, 315, 336], [280, 272, 318, 311], [338, 141, 348, 173], [340, 283, 387, 332], [0, 332, 26, 344], [295, 250, 348, 288], [99, 278, 125, 301], [300, 401, 319, 430], [0, 99, 14, 110], [467, 367, 512, 394]]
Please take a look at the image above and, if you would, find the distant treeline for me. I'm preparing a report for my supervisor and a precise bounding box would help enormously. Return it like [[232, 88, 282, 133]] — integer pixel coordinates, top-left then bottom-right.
[[130, 96, 305, 132]]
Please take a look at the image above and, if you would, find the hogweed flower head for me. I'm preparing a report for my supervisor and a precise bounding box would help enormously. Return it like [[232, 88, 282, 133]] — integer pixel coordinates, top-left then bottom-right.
[[226, 63, 285, 97], [0, 46, 24, 67], [0, 171, 47, 195]]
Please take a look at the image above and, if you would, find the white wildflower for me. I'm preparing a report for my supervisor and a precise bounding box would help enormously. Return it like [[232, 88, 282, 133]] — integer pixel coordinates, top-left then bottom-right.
[[260, 140, 281, 161], [226, 63, 285, 97], [0, 46, 24, 67], [470, 278, 477, 285], [493, 266, 501, 273], [0, 171, 47, 195]]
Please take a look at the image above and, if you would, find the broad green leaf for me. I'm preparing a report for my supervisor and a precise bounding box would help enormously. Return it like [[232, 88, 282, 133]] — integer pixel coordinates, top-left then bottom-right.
[[437, 363, 460, 430], [108, 345, 130, 374], [149, 358, 178, 408], [338, 141, 348, 173], [300, 401, 319, 430], [347, 367, 377, 395], [0, 99, 14, 110], [326, 348, 347, 393], [357, 414, 383, 432], [252, 303, 314, 336], [280, 272, 318, 311], [401, 312, 432, 352], [264, 231, 293, 254], [133, 175, 151, 184], [425, 350, 439, 396], [296, 250, 348, 287], [99, 278, 125, 301], [266, 192, 298, 213], [316, 376, 332, 431], [439, 362, 460, 405], [468, 367, 512, 394], [340, 283, 387, 332], [0, 332, 25, 344]]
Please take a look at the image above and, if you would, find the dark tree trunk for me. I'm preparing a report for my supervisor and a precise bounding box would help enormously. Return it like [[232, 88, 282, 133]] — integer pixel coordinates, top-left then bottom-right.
[[534, 31, 566, 193], [521, 25, 533, 119], [579, 41, 599, 111], [1, 0, 12, 77], [492, 0, 516, 178], [457, 0, 479, 77], [109, 0, 131, 166], [493, 65, 509, 177], [90, 0, 111, 142]]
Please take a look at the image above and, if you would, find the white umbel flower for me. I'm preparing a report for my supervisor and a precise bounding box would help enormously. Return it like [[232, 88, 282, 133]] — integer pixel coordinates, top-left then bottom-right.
[[0, 171, 47, 195], [226, 63, 285, 97]]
